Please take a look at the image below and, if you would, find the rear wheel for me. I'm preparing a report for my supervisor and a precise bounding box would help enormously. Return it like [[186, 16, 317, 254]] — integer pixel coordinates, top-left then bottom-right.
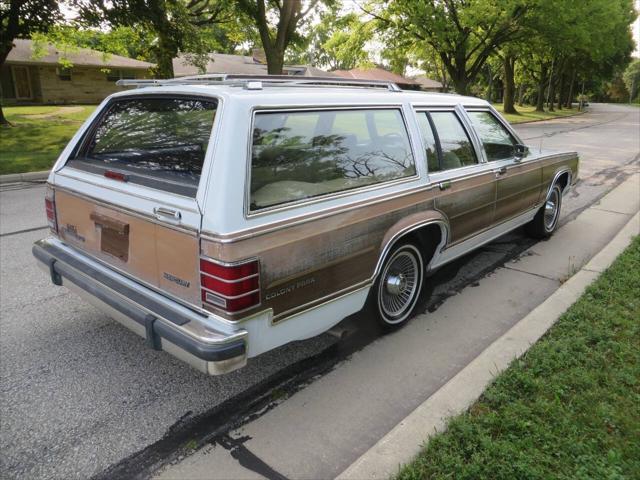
[[526, 184, 562, 239], [373, 243, 424, 329]]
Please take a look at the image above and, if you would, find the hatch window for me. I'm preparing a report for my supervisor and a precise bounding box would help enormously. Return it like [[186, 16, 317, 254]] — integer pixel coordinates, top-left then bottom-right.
[[67, 96, 218, 197]]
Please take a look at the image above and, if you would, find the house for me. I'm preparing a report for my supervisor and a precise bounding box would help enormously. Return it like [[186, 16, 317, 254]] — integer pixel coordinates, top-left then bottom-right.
[[1, 39, 153, 105], [412, 75, 445, 92], [332, 67, 421, 90], [173, 52, 336, 78]]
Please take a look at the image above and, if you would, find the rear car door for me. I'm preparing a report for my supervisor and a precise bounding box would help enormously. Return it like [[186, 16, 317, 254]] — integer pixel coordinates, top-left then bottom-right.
[[414, 107, 496, 244], [466, 109, 542, 224], [51, 94, 219, 307]]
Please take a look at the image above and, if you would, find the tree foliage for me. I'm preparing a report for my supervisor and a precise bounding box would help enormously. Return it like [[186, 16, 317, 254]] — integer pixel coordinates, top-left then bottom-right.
[[71, 0, 235, 78]]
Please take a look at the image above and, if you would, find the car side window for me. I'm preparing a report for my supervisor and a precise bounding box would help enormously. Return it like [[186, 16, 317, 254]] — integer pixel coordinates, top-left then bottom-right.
[[250, 108, 416, 211], [415, 113, 439, 172], [467, 111, 517, 162], [428, 111, 478, 171]]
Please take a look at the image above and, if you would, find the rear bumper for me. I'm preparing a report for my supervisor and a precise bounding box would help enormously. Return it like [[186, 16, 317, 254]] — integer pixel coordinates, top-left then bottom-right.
[[33, 237, 248, 375]]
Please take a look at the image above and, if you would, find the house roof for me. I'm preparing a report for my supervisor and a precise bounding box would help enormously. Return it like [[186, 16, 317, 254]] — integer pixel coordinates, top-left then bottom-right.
[[332, 67, 420, 86], [173, 53, 335, 78], [6, 39, 154, 69], [412, 76, 444, 89]]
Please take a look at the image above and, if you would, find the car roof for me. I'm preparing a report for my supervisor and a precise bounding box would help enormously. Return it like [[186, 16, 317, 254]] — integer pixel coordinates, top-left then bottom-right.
[[111, 83, 490, 108]]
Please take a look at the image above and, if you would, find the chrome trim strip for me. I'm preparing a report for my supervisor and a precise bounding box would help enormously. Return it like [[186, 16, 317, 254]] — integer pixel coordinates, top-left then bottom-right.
[[200, 271, 259, 284], [430, 207, 538, 270], [243, 104, 422, 218], [202, 286, 260, 300], [199, 254, 259, 268], [373, 219, 449, 279], [271, 280, 372, 324]]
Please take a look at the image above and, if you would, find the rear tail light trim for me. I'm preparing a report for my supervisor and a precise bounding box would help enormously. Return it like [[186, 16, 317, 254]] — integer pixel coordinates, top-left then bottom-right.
[[45, 186, 58, 233], [199, 255, 261, 313]]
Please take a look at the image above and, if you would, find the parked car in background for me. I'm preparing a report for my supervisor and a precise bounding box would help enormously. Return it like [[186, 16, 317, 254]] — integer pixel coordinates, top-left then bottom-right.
[[33, 75, 579, 375]]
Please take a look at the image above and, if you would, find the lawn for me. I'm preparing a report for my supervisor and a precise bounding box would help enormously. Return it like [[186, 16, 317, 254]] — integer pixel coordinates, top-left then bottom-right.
[[493, 103, 583, 124], [397, 236, 640, 480], [0, 105, 96, 175]]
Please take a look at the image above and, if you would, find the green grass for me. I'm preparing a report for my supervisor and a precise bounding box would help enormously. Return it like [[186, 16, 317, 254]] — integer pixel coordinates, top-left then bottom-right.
[[0, 105, 96, 175], [493, 104, 583, 124], [397, 236, 640, 480]]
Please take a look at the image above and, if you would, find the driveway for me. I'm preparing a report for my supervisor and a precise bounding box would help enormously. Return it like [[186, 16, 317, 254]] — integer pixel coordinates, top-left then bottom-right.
[[0, 103, 638, 480]]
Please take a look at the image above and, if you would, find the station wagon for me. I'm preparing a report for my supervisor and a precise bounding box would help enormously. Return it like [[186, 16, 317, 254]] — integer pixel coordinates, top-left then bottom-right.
[[33, 75, 579, 375]]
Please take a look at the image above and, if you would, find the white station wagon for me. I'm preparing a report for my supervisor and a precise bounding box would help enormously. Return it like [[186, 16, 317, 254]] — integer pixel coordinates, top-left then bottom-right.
[[34, 75, 578, 374]]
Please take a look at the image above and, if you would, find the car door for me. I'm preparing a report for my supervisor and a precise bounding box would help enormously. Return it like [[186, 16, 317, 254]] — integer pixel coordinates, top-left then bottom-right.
[[466, 109, 542, 224], [414, 107, 496, 244]]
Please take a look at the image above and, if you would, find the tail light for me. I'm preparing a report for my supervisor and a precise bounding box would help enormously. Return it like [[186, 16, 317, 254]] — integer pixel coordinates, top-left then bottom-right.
[[45, 186, 58, 233], [200, 257, 260, 313]]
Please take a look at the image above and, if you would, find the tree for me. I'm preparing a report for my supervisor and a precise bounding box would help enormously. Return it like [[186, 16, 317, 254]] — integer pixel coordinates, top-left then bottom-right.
[[72, 0, 233, 78], [237, 0, 324, 74], [367, 0, 528, 95], [0, 0, 60, 126], [622, 59, 640, 102]]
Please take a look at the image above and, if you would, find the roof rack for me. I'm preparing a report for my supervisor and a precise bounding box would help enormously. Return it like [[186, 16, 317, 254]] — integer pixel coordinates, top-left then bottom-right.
[[116, 74, 403, 92]]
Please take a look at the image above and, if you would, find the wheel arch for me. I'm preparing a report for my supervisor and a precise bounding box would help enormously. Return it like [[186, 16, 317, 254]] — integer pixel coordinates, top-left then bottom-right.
[[549, 168, 572, 197], [373, 212, 449, 280]]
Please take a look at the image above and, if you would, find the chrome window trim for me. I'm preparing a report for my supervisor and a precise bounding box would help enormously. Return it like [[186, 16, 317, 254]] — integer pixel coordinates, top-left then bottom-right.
[[243, 104, 421, 218], [413, 106, 487, 182], [465, 105, 525, 146]]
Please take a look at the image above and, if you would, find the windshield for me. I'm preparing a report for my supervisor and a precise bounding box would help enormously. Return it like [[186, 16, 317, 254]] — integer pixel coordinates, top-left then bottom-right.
[[68, 96, 218, 197]]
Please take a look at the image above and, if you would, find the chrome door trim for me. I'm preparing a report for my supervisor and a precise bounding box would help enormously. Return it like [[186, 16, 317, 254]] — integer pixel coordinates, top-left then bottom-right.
[[430, 206, 539, 270]]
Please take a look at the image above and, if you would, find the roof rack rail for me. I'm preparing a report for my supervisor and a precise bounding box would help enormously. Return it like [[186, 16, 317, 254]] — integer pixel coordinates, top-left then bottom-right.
[[116, 74, 403, 92]]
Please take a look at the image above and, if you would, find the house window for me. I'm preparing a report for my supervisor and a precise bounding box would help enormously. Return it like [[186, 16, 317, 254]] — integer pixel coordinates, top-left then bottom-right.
[[57, 67, 72, 81], [106, 69, 136, 82]]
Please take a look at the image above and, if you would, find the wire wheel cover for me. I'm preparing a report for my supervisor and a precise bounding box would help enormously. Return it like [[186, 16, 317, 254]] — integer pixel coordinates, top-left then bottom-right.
[[544, 188, 560, 230], [379, 249, 420, 322]]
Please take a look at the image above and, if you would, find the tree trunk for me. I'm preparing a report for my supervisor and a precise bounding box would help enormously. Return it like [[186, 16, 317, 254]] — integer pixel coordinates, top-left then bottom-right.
[[485, 64, 493, 102], [502, 55, 517, 114], [556, 73, 565, 110], [565, 69, 576, 108], [547, 74, 556, 112], [155, 29, 176, 78], [536, 66, 547, 112], [265, 46, 284, 74], [517, 83, 525, 106], [0, 104, 8, 127]]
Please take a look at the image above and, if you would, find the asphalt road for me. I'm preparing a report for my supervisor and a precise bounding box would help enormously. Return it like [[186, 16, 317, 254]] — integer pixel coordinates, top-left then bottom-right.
[[1, 103, 638, 480]]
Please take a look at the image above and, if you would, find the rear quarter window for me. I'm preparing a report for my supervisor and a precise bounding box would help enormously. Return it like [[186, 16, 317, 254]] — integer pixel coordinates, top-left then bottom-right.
[[67, 96, 218, 197], [249, 108, 416, 211]]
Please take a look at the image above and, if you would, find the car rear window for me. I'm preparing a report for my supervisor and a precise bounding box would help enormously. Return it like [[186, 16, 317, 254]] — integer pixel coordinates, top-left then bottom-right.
[[250, 108, 416, 211], [67, 96, 218, 197]]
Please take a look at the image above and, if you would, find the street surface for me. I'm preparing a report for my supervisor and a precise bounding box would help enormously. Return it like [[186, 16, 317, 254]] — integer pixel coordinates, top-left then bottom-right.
[[0, 104, 638, 479]]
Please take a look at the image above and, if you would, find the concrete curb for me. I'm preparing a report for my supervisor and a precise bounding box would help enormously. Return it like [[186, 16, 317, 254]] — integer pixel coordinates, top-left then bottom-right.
[[0, 170, 49, 184], [337, 210, 639, 480]]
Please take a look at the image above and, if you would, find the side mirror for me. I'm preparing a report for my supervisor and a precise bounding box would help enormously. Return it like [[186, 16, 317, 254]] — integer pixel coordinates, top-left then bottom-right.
[[514, 143, 528, 160]]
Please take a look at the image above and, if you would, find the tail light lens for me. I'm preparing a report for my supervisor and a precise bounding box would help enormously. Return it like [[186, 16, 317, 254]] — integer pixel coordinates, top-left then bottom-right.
[[200, 257, 260, 313], [45, 186, 58, 233]]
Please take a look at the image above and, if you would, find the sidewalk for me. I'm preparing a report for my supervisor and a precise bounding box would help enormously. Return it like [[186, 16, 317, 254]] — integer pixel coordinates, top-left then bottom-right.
[[156, 172, 639, 480]]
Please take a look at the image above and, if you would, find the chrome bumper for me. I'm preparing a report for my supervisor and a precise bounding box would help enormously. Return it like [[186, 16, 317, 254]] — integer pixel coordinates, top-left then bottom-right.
[[33, 237, 248, 375]]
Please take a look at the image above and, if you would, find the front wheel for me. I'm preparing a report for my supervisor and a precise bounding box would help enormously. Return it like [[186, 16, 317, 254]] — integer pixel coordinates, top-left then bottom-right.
[[526, 184, 562, 239], [373, 243, 424, 329]]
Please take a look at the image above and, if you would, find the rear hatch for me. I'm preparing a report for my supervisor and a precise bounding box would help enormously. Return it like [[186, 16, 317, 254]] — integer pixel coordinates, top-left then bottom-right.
[[50, 94, 219, 306]]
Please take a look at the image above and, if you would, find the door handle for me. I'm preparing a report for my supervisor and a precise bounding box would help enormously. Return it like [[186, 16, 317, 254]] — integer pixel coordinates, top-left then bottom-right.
[[438, 181, 452, 191], [494, 166, 507, 177], [153, 207, 182, 222]]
